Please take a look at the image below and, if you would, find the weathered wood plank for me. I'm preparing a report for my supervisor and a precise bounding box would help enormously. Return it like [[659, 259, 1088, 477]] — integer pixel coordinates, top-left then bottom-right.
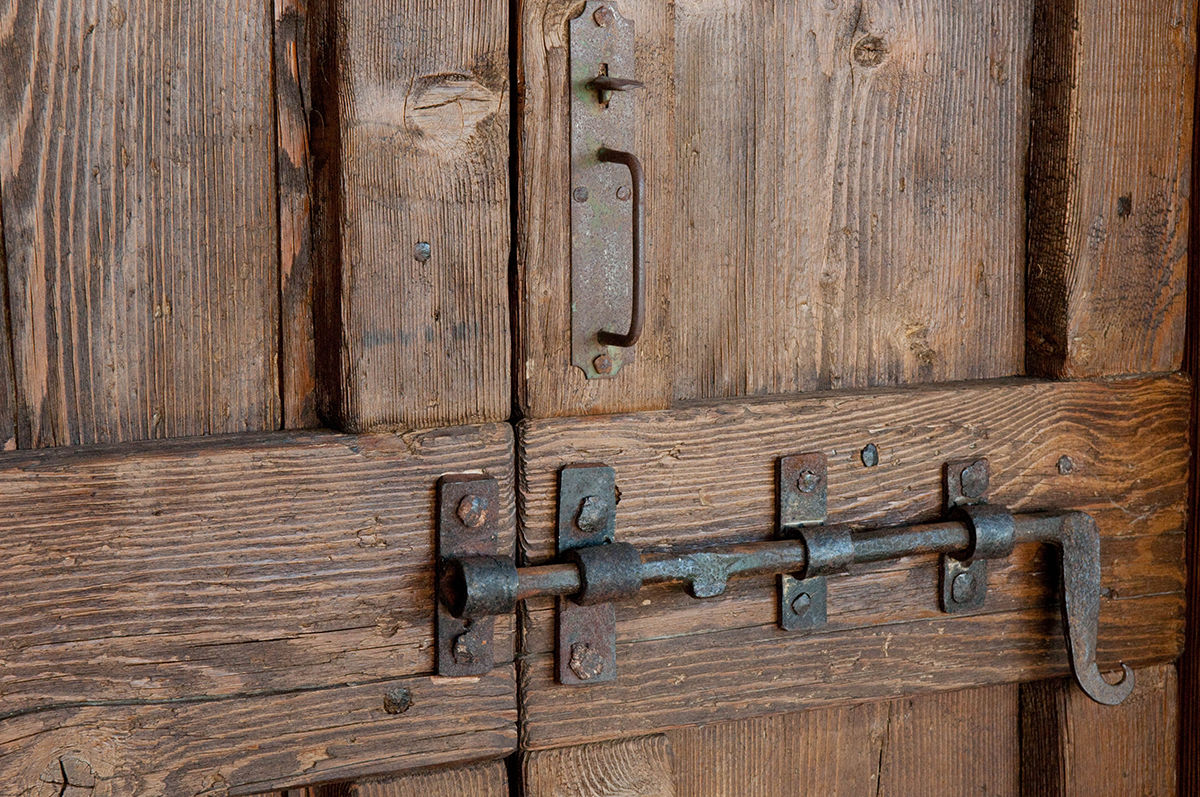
[[0, 202, 15, 451], [1020, 663, 1178, 796], [2, 670, 515, 796], [304, 759, 510, 797], [518, 0, 1028, 418], [1026, 0, 1195, 377], [276, 0, 319, 429], [0, 424, 517, 791], [516, 0, 674, 418], [517, 377, 1189, 747], [314, 0, 510, 431], [0, 0, 281, 447], [523, 735, 675, 797], [668, 685, 1018, 797]]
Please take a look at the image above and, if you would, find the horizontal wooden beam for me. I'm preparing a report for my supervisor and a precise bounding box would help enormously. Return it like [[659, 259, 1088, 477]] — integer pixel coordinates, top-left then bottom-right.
[[517, 377, 1190, 747], [0, 424, 517, 792]]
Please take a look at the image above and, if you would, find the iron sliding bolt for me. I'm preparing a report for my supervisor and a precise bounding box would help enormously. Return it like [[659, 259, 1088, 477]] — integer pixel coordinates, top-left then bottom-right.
[[436, 460, 1134, 706]]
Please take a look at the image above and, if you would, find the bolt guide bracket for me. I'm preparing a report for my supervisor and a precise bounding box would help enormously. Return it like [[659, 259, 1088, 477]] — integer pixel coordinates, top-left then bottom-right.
[[436, 457, 1134, 705]]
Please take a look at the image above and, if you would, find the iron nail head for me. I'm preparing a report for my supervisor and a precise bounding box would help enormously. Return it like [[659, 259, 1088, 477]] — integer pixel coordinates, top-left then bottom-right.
[[861, 443, 879, 467], [576, 495, 608, 536], [569, 642, 606, 680], [383, 686, 413, 715], [796, 470, 820, 494], [1057, 455, 1075, 475], [593, 5, 614, 26], [593, 353, 614, 374], [616, 185, 631, 201], [572, 186, 590, 203], [951, 570, 976, 604], [413, 241, 431, 263], [959, 460, 989, 500], [456, 494, 490, 528], [790, 591, 813, 616]]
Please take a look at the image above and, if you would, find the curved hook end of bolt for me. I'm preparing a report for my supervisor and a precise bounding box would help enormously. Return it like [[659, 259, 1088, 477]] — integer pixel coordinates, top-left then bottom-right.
[[1078, 661, 1135, 706]]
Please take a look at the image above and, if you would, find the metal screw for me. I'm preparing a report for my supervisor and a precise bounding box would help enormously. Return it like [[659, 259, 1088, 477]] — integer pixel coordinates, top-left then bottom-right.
[[951, 570, 976, 604], [383, 686, 413, 715], [593, 353, 613, 374], [593, 5, 614, 26], [576, 495, 608, 536], [413, 241, 431, 263], [569, 642, 606, 680], [616, 185, 631, 201], [790, 591, 813, 617], [796, 470, 820, 494], [861, 443, 879, 467], [453, 631, 483, 665], [1057, 455, 1075, 475], [573, 186, 590, 203], [959, 460, 989, 500], [456, 494, 490, 528]]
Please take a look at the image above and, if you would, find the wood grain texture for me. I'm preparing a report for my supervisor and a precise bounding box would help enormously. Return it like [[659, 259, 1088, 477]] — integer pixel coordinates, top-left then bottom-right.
[[0, 0, 282, 447], [667, 685, 1018, 797], [0, 424, 518, 793], [518, 0, 1028, 418], [1026, 0, 1195, 378], [304, 759, 509, 797], [523, 735, 675, 797], [314, 0, 510, 432], [517, 377, 1189, 747], [276, 0, 320, 429], [1020, 663, 1178, 797], [0, 202, 16, 451]]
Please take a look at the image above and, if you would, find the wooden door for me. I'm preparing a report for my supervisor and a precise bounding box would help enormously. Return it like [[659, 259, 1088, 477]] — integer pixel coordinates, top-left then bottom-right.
[[516, 1, 1195, 794]]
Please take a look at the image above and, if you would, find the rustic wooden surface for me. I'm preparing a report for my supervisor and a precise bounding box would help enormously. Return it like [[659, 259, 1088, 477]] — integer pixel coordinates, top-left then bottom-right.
[[517, 377, 1189, 747], [314, 0, 510, 432], [276, 0, 320, 429], [302, 759, 510, 797], [0, 203, 15, 451], [523, 735, 675, 797], [0, 0, 282, 447], [1020, 663, 1178, 796], [0, 424, 517, 793], [518, 0, 1028, 418], [1026, 0, 1195, 378]]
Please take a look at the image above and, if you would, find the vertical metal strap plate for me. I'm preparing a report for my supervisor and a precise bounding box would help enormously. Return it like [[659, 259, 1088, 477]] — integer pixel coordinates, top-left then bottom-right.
[[941, 458, 990, 613], [557, 464, 618, 685], [570, 1, 636, 378], [778, 453, 829, 631], [436, 474, 501, 677]]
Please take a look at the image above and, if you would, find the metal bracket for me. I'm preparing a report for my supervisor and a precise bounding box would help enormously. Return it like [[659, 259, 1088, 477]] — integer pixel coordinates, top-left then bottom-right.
[[556, 464, 620, 684], [939, 459, 1016, 613], [570, 1, 641, 379], [778, 453, 830, 630], [436, 474, 502, 677]]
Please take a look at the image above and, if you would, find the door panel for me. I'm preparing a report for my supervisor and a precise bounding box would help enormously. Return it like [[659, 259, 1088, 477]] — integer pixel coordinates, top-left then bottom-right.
[[311, 0, 511, 432], [1026, 0, 1194, 378], [300, 760, 511, 796], [523, 736, 676, 797], [0, 426, 517, 793], [516, 377, 1188, 749], [518, 0, 1032, 418], [0, 0, 282, 447]]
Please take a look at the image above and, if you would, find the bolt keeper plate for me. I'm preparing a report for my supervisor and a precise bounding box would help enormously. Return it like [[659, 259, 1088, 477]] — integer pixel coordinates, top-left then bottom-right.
[[778, 453, 829, 631], [437, 474, 503, 677], [557, 464, 619, 685]]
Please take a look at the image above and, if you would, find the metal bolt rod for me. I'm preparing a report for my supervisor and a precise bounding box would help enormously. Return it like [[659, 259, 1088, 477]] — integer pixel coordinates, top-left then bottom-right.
[[502, 513, 1062, 604]]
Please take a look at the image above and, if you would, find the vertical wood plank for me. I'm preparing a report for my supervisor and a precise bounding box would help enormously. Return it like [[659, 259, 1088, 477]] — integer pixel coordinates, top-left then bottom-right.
[[1026, 0, 1195, 377], [0, 202, 16, 451], [305, 759, 509, 797], [672, 0, 1028, 401], [315, 0, 510, 432], [666, 686, 1017, 797], [0, 0, 282, 447], [1020, 664, 1178, 796], [523, 735, 675, 797], [276, 0, 320, 429]]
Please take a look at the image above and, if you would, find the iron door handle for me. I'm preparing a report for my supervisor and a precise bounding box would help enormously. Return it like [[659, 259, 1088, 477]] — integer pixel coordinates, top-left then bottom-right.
[[595, 147, 645, 349]]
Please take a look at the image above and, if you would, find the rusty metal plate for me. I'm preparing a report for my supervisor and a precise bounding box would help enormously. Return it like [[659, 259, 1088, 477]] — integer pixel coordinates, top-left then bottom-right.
[[557, 464, 618, 684], [437, 474, 502, 676], [778, 453, 829, 631], [940, 458, 990, 614], [570, 1, 637, 378]]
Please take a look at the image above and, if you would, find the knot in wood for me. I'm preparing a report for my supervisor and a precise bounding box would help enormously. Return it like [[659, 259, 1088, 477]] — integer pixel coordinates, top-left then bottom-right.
[[852, 35, 890, 67]]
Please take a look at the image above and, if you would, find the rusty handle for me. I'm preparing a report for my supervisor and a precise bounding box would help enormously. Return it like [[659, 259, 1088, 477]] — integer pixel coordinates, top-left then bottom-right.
[[596, 147, 645, 348]]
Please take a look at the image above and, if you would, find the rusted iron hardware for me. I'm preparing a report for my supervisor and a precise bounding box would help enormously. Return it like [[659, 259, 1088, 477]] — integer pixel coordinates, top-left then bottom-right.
[[437, 459, 1134, 705], [570, 1, 647, 379], [436, 474, 507, 677]]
